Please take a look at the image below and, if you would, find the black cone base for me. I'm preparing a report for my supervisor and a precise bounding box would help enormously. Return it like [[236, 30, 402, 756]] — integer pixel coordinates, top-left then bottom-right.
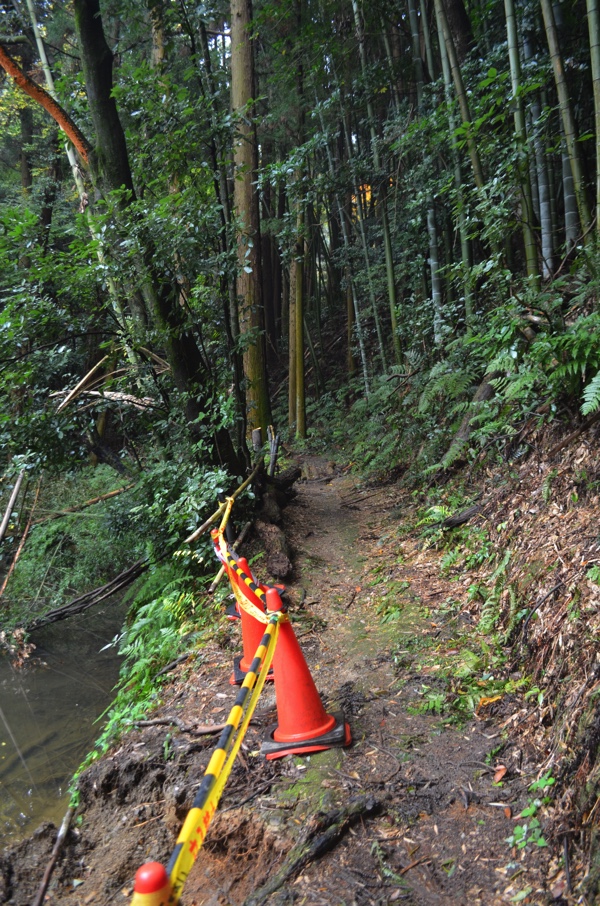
[[261, 711, 351, 760], [230, 654, 274, 686]]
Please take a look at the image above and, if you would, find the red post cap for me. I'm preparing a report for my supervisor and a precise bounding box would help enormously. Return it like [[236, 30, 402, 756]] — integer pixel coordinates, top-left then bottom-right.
[[266, 587, 283, 612], [134, 862, 169, 894]]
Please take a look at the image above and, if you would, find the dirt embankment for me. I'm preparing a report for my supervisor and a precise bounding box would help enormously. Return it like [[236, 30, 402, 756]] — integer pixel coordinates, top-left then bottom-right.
[[2, 444, 600, 905]]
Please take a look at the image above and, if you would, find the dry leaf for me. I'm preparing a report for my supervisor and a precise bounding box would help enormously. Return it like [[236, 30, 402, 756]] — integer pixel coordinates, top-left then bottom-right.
[[477, 694, 502, 712], [493, 765, 508, 783]]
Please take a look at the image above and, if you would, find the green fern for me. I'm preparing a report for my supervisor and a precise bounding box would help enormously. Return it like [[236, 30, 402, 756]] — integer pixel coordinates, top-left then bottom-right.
[[418, 364, 476, 414], [581, 371, 600, 416]]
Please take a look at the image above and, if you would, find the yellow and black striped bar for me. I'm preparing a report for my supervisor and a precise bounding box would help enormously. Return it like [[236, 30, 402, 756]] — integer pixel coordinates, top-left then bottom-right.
[[163, 615, 280, 903], [225, 551, 267, 606]]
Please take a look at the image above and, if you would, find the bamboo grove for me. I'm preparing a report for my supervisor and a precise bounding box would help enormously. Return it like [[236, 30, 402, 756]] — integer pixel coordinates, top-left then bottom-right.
[[1, 0, 600, 516]]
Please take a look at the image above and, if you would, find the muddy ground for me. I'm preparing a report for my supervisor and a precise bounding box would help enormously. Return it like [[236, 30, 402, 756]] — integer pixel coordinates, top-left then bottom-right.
[[1, 454, 571, 905]]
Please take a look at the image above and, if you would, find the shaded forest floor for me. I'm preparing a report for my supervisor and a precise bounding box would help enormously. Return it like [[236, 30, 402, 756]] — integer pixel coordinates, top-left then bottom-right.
[[3, 444, 600, 905]]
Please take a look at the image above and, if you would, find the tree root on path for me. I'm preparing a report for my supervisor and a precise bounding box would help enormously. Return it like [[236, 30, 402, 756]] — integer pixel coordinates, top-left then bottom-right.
[[243, 794, 382, 906]]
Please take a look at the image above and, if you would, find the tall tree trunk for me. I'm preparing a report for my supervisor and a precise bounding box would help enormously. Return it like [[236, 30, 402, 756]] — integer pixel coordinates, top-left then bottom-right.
[[72, 0, 135, 197], [587, 0, 600, 236], [351, 0, 401, 364], [230, 0, 271, 437], [436, 2, 473, 324], [73, 0, 241, 469], [541, 0, 592, 242], [523, 33, 554, 278], [409, 0, 445, 341], [504, 0, 539, 283], [433, 0, 485, 191]]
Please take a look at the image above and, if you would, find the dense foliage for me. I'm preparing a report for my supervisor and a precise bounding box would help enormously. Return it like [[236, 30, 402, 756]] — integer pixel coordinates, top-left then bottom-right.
[[1, 0, 600, 618]]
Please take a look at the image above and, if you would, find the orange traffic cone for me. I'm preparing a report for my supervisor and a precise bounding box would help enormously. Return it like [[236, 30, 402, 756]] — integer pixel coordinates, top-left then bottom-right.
[[230, 557, 275, 686], [261, 588, 351, 760], [130, 862, 172, 906]]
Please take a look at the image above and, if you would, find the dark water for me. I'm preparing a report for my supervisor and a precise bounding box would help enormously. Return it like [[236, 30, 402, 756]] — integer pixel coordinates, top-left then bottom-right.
[[0, 601, 125, 845]]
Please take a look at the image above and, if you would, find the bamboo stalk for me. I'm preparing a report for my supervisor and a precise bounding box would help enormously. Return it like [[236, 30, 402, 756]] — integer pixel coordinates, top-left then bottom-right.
[[56, 355, 109, 412], [0, 476, 42, 597], [0, 470, 25, 544]]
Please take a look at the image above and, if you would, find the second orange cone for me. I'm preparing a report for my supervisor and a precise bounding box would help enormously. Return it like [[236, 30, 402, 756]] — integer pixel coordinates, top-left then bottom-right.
[[261, 588, 351, 759]]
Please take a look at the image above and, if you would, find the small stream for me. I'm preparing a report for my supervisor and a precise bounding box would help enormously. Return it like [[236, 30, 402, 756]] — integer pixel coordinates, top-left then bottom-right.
[[0, 600, 126, 845]]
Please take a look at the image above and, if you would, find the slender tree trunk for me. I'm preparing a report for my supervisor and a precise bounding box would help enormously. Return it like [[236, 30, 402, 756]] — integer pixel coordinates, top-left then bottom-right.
[[351, 0, 401, 363], [523, 33, 554, 277], [587, 0, 600, 236], [541, 0, 592, 242], [294, 201, 306, 438], [408, 0, 445, 339], [230, 0, 271, 436], [433, 0, 485, 190], [437, 6, 473, 324], [504, 0, 539, 283], [73, 0, 242, 469]]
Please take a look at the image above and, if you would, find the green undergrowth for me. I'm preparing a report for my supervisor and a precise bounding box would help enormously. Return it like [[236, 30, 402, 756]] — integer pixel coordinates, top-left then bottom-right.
[[71, 563, 231, 791], [368, 487, 540, 727], [2, 465, 143, 625]]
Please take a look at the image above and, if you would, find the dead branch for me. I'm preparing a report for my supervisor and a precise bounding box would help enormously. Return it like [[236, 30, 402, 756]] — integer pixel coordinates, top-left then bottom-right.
[[26, 560, 148, 631], [548, 411, 600, 457], [30, 806, 74, 906], [52, 389, 158, 411], [185, 460, 264, 544], [0, 44, 92, 162], [243, 795, 381, 906], [32, 483, 135, 525], [130, 718, 227, 736], [56, 356, 109, 412], [440, 503, 483, 529]]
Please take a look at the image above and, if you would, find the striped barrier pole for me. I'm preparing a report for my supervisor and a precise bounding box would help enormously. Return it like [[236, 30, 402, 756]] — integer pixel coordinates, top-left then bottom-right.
[[130, 614, 281, 906]]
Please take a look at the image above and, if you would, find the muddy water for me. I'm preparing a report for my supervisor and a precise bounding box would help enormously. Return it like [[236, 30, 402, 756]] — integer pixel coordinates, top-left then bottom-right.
[[0, 602, 125, 844]]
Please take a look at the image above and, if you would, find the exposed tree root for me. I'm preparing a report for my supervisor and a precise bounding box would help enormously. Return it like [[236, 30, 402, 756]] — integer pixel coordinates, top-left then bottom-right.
[[243, 795, 382, 906]]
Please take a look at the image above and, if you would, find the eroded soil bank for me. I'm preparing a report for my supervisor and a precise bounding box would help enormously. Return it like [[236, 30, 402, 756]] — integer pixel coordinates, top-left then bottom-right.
[[1, 450, 591, 905]]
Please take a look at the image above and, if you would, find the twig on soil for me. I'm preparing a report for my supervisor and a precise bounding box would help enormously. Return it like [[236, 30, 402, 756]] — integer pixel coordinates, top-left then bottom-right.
[[242, 795, 382, 906], [521, 580, 566, 646], [154, 653, 192, 677], [31, 806, 74, 906], [564, 836, 572, 893], [548, 411, 600, 457], [222, 779, 274, 812], [130, 717, 227, 736], [399, 856, 431, 876]]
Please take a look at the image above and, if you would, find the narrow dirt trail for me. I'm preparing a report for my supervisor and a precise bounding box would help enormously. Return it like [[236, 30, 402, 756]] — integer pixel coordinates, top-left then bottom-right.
[[1, 455, 552, 906], [212, 454, 551, 906]]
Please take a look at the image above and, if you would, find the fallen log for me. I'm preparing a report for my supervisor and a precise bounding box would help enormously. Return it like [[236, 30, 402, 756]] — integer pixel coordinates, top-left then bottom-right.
[[243, 795, 381, 906], [26, 559, 148, 631], [440, 503, 483, 528]]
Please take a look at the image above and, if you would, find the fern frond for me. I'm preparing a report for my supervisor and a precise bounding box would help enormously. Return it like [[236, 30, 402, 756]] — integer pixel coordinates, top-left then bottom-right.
[[582, 371, 600, 416]]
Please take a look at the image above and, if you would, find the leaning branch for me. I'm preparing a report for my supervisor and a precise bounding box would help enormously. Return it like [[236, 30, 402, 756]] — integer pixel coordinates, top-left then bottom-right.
[[31, 806, 74, 906], [0, 44, 92, 163], [32, 484, 135, 526], [26, 560, 148, 630]]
